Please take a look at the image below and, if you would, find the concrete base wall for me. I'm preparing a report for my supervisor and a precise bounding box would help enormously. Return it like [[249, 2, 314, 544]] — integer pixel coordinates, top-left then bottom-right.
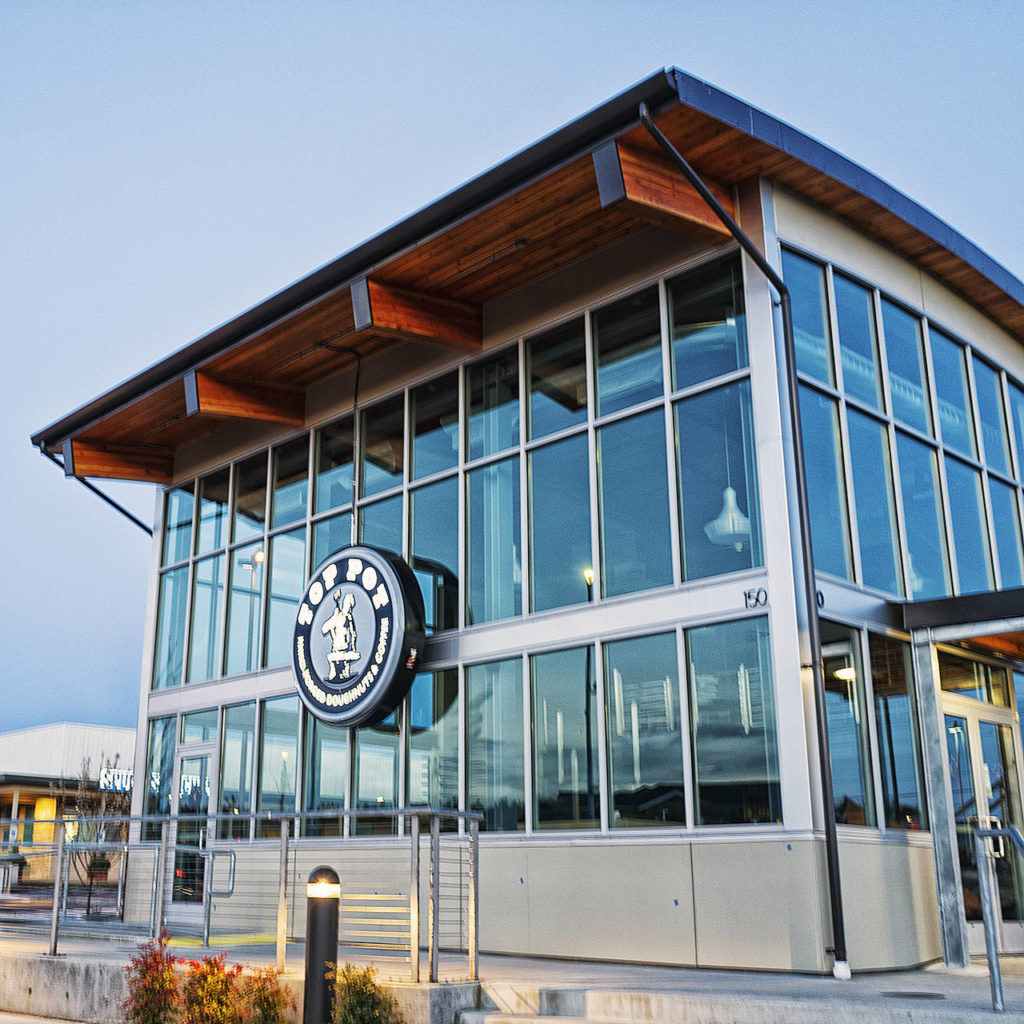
[[0, 951, 478, 1024]]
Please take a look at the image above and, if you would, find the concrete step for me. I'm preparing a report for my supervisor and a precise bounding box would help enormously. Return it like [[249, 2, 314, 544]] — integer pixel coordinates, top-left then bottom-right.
[[461, 984, 1016, 1024], [457, 1014, 593, 1024]]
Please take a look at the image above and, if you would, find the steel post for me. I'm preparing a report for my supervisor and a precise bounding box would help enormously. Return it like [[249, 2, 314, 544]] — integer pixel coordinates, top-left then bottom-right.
[[410, 814, 420, 983], [277, 820, 289, 973], [48, 826, 64, 956]]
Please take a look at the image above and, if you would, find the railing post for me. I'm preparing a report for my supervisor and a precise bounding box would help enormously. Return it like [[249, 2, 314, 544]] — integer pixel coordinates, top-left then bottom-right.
[[409, 814, 420, 983], [974, 830, 1004, 1013], [429, 814, 439, 983], [468, 819, 479, 981], [154, 821, 169, 938], [277, 820, 289, 973], [48, 825, 64, 956]]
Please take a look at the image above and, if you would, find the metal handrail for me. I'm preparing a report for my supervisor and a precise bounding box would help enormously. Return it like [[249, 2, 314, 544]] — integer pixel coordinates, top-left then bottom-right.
[[973, 825, 1024, 1013]]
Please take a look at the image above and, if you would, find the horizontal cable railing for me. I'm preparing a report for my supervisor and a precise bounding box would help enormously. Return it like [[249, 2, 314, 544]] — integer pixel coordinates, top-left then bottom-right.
[[0, 808, 480, 982]]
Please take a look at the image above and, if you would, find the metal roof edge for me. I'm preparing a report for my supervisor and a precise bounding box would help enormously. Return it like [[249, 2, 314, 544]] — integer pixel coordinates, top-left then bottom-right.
[[667, 67, 1024, 310]]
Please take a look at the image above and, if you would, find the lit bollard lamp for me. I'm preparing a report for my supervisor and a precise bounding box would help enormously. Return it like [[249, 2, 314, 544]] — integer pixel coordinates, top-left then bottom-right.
[[304, 866, 341, 1024]]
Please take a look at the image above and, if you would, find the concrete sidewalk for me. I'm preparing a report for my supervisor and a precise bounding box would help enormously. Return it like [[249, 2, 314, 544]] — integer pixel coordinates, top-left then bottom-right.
[[0, 932, 1022, 1022]]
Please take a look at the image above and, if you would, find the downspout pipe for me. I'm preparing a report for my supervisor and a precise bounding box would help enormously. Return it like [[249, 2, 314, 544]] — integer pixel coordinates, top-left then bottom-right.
[[638, 103, 849, 976], [40, 448, 153, 537]]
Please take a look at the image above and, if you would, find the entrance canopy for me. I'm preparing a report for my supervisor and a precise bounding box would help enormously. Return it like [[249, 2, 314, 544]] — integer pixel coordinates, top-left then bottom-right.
[[902, 587, 1024, 661]]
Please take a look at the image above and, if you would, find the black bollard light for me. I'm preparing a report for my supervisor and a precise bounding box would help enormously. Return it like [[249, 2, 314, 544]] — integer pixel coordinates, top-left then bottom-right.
[[303, 865, 340, 1024]]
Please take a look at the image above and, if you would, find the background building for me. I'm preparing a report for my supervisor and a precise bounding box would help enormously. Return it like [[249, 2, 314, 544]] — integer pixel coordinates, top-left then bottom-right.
[[0, 722, 135, 884], [31, 68, 1024, 972]]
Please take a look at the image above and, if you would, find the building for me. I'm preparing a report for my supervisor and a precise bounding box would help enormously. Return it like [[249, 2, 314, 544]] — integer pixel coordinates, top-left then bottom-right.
[[0, 722, 135, 883], [30, 68, 1024, 973]]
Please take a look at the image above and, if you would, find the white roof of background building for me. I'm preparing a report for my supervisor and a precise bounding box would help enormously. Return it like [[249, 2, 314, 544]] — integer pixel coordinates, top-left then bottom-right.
[[0, 723, 135, 783]]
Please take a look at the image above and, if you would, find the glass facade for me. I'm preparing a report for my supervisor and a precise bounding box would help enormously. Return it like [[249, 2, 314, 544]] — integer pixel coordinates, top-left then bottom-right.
[[786, 248, 1024, 599]]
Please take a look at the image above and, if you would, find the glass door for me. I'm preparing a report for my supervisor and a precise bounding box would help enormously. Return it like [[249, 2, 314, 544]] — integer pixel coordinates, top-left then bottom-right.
[[167, 750, 214, 930], [943, 702, 1024, 953]]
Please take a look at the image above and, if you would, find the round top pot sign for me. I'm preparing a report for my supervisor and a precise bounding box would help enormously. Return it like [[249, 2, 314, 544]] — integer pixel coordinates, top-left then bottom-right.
[[291, 545, 425, 727]]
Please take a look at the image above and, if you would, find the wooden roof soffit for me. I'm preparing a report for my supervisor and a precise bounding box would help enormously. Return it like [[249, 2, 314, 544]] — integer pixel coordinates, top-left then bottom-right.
[[184, 369, 305, 426], [62, 438, 173, 484], [350, 277, 482, 352], [592, 138, 733, 236]]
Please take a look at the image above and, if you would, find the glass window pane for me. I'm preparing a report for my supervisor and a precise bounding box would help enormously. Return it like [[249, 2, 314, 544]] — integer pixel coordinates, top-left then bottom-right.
[[896, 433, 950, 598], [931, 330, 976, 457], [882, 300, 931, 435], [257, 696, 298, 833], [353, 714, 399, 835], [181, 709, 217, 744], [467, 659, 525, 832], [670, 254, 747, 390], [847, 410, 902, 595], [939, 650, 1010, 706], [598, 410, 673, 597], [594, 286, 662, 416], [799, 387, 852, 579], [676, 380, 762, 580], [467, 456, 521, 624], [143, 716, 175, 839], [1008, 383, 1024, 482], [989, 479, 1024, 588], [153, 567, 188, 690], [973, 359, 1010, 475], [264, 528, 306, 668], [468, 348, 519, 461], [224, 542, 265, 675], [834, 274, 882, 409], [605, 632, 684, 827], [821, 622, 875, 826], [271, 437, 308, 529], [197, 469, 230, 553], [315, 417, 354, 514], [528, 318, 587, 440], [188, 554, 225, 684], [359, 494, 403, 554], [532, 646, 599, 830], [411, 478, 458, 632], [361, 396, 404, 497], [782, 250, 833, 385], [162, 485, 194, 565], [313, 511, 352, 569], [529, 434, 591, 611], [869, 635, 927, 830], [687, 617, 780, 825], [411, 372, 459, 479], [945, 456, 993, 594], [303, 714, 347, 836], [233, 454, 267, 543], [219, 702, 255, 839], [409, 670, 459, 813]]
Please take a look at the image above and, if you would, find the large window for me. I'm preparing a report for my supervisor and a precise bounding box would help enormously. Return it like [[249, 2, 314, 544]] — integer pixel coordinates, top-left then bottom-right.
[[869, 635, 927, 830], [686, 617, 781, 825], [219, 702, 255, 838], [531, 647, 599, 830], [466, 659, 525, 832], [605, 632, 684, 827], [408, 671, 458, 813], [256, 696, 299, 834], [142, 716, 175, 840], [821, 621, 874, 826], [303, 714, 347, 836]]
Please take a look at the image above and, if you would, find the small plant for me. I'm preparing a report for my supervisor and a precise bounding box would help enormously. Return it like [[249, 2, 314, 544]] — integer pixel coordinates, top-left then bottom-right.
[[329, 963, 402, 1024], [122, 932, 180, 1024], [238, 967, 295, 1024], [181, 953, 242, 1024]]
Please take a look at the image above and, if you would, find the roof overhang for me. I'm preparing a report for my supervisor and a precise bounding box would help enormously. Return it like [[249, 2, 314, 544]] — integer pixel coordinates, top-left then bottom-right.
[[31, 67, 1024, 485]]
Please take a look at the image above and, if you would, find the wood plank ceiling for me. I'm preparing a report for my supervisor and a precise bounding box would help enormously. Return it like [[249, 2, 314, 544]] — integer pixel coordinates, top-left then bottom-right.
[[49, 98, 1024, 484]]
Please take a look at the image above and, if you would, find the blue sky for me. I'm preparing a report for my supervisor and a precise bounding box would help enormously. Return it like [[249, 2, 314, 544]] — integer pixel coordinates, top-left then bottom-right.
[[3, 1, 1023, 733]]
